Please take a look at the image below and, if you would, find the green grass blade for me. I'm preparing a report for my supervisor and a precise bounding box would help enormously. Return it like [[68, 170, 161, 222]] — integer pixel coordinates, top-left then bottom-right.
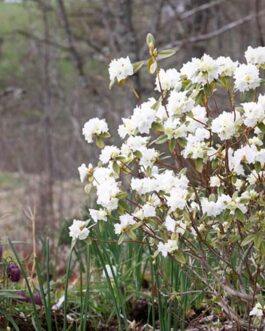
[[8, 238, 42, 331], [63, 244, 74, 331], [80, 244, 90, 331]]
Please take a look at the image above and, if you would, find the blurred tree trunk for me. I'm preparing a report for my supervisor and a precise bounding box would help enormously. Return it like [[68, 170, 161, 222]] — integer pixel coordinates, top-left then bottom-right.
[[40, 2, 55, 236], [115, 0, 141, 111]]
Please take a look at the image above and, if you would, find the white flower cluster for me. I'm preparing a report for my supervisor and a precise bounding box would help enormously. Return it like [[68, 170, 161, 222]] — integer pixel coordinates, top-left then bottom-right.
[[75, 45, 264, 268], [249, 303, 264, 318], [69, 219, 89, 241], [108, 56, 134, 86], [82, 118, 109, 144]]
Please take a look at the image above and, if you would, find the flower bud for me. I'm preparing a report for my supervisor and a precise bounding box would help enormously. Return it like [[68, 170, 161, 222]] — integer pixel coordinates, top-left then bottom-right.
[[33, 292, 42, 306], [7, 263, 21, 282], [146, 33, 155, 50], [16, 290, 42, 306]]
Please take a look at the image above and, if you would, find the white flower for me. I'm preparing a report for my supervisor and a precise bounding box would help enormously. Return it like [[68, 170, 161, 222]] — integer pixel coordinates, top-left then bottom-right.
[[102, 265, 117, 279], [118, 118, 137, 138], [155, 68, 181, 92], [121, 136, 149, 155], [245, 46, 265, 65], [82, 118, 109, 144], [186, 105, 208, 132], [249, 303, 263, 318], [134, 204, 156, 220], [108, 56, 133, 85], [195, 128, 210, 141], [217, 56, 238, 77], [167, 187, 187, 211], [155, 172, 188, 194], [93, 167, 114, 186], [165, 215, 186, 235], [130, 177, 156, 195], [69, 219, 89, 241], [176, 220, 186, 235], [234, 179, 243, 191], [139, 148, 158, 168], [230, 145, 257, 175], [158, 240, 178, 257], [201, 199, 220, 217], [234, 64, 260, 92], [226, 197, 247, 215], [201, 194, 231, 217], [182, 135, 208, 159], [89, 208, 108, 222], [78, 163, 93, 183], [247, 170, 261, 185], [165, 215, 176, 232], [167, 91, 195, 116], [256, 149, 265, 165], [131, 99, 156, 134], [249, 136, 263, 146], [210, 176, 221, 187], [242, 100, 265, 128], [99, 146, 120, 164], [114, 214, 136, 235], [96, 179, 120, 211], [181, 54, 220, 85], [211, 111, 241, 140], [163, 118, 187, 139]]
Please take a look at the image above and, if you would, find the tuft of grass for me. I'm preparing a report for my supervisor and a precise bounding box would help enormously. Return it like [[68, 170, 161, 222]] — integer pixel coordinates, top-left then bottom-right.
[[0, 171, 23, 190], [0, 3, 31, 82]]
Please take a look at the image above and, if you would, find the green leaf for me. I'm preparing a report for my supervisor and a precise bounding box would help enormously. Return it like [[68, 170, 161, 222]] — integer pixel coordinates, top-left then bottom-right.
[[116, 191, 128, 200], [127, 230, 137, 240], [168, 139, 176, 153], [195, 158, 204, 173], [148, 58, 157, 74], [100, 132, 111, 139], [229, 234, 241, 243], [157, 48, 176, 60], [152, 121, 164, 132], [260, 241, 265, 256], [174, 251, 186, 265], [258, 122, 265, 132], [133, 61, 145, 74], [151, 97, 162, 111], [178, 138, 186, 148], [96, 137, 105, 149], [112, 161, 120, 175], [255, 162, 261, 173], [254, 232, 263, 249], [235, 209, 245, 222], [241, 234, 255, 246], [130, 221, 143, 231], [154, 134, 168, 144], [0, 291, 22, 299], [146, 33, 155, 48], [118, 199, 129, 211], [118, 233, 126, 245]]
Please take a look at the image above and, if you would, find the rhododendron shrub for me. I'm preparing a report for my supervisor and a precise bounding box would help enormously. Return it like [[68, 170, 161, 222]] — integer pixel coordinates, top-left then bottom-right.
[[71, 35, 265, 328]]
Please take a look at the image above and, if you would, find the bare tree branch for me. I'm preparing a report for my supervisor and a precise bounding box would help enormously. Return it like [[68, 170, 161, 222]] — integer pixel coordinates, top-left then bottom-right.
[[255, 0, 265, 46], [163, 8, 265, 49], [56, 0, 88, 86], [180, 0, 228, 20]]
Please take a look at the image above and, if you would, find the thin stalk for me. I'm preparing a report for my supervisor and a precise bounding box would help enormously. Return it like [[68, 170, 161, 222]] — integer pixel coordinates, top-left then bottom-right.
[[63, 244, 74, 331], [80, 244, 90, 331], [94, 242, 123, 330], [8, 239, 42, 331]]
